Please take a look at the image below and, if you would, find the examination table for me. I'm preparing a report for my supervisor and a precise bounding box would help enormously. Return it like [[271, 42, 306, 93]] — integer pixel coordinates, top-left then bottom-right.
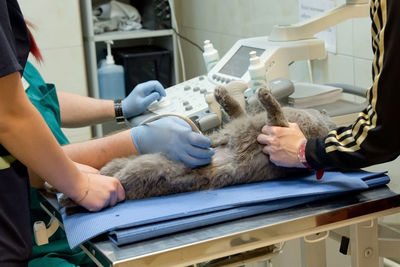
[[37, 170, 400, 267]]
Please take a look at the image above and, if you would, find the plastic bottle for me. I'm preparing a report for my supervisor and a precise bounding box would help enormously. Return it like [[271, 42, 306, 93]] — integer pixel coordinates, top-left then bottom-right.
[[248, 51, 268, 93], [203, 40, 219, 73], [98, 40, 126, 100]]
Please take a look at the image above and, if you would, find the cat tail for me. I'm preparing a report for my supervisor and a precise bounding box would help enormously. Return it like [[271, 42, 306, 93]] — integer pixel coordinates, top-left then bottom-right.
[[257, 87, 289, 127]]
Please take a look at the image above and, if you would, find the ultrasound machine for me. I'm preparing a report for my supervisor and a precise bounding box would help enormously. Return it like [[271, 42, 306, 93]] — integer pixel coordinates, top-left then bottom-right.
[[130, 36, 329, 131], [131, 0, 369, 132]]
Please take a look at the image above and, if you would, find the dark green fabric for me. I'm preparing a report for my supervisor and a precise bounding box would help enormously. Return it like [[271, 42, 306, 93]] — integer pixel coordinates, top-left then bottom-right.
[[29, 189, 96, 267], [24, 62, 94, 266], [29, 240, 94, 267], [23, 61, 69, 145]]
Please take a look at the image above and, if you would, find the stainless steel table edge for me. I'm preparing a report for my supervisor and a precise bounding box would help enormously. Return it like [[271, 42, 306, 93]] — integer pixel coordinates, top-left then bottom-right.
[[82, 186, 400, 267]]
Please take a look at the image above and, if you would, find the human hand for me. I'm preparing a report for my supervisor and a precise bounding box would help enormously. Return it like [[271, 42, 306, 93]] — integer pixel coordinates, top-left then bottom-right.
[[73, 173, 125, 212], [257, 122, 306, 168], [122, 80, 166, 118], [131, 116, 214, 167]]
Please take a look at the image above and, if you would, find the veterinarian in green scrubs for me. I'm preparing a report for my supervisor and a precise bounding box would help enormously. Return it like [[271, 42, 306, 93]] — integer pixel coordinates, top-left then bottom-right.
[[24, 59, 216, 266], [23, 61, 95, 267]]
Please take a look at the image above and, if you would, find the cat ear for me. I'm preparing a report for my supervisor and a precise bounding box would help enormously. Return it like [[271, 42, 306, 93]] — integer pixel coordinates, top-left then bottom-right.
[[214, 86, 245, 119], [257, 88, 289, 127]]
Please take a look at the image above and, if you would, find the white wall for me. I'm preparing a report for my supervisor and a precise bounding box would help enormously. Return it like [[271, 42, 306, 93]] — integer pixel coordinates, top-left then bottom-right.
[[174, 0, 373, 89], [18, 0, 91, 143]]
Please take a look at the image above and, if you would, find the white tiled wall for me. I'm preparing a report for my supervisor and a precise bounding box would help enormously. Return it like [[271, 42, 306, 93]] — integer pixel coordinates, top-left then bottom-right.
[[175, 0, 372, 88], [19, 0, 91, 143]]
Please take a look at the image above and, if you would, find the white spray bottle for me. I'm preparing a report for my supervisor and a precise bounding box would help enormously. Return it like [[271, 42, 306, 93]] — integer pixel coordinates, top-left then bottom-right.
[[248, 51, 268, 94], [98, 40, 126, 100], [203, 40, 219, 73]]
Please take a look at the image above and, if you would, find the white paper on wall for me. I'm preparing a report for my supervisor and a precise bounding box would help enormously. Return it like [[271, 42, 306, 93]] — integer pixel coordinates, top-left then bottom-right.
[[299, 0, 336, 53]]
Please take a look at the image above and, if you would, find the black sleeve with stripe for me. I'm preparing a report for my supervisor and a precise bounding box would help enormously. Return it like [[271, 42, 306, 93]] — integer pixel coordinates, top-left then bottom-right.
[[306, 0, 400, 170]]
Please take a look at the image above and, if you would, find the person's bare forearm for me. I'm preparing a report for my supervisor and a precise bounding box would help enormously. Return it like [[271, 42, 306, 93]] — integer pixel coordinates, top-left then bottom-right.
[[57, 91, 115, 127], [63, 129, 138, 169], [0, 73, 86, 199]]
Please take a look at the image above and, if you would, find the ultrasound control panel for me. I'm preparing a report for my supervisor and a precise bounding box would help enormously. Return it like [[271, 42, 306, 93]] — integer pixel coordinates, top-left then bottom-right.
[[147, 75, 214, 117], [130, 75, 222, 131]]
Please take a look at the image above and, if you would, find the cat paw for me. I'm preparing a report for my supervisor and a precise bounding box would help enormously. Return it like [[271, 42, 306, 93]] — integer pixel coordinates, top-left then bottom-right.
[[257, 87, 289, 127], [257, 87, 272, 104], [58, 193, 78, 208], [214, 86, 245, 118], [213, 86, 229, 106]]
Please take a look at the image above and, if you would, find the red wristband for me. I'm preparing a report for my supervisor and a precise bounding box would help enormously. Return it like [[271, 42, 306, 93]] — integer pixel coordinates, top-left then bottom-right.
[[298, 140, 312, 169], [297, 139, 324, 180]]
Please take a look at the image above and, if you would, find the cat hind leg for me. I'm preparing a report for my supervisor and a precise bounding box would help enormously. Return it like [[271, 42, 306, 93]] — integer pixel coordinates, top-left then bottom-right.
[[257, 88, 289, 127], [214, 86, 245, 119]]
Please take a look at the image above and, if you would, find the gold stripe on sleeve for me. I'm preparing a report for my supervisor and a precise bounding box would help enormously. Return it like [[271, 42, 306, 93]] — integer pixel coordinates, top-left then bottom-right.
[[325, 0, 387, 154]]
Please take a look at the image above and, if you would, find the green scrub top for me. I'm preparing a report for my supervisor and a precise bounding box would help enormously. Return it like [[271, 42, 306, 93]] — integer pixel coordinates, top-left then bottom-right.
[[23, 62, 95, 267], [23, 61, 69, 146]]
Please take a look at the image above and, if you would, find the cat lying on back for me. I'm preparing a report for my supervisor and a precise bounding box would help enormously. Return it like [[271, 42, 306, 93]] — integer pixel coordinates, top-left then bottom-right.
[[56, 86, 335, 210], [96, 86, 336, 200]]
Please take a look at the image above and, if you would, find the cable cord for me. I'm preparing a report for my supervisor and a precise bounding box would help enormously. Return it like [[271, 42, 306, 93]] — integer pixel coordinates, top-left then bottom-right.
[[172, 27, 204, 53], [167, 0, 212, 79], [140, 113, 202, 134], [168, 0, 186, 81]]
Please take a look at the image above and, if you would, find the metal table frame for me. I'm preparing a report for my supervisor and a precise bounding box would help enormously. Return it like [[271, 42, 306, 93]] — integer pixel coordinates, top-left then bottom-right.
[[39, 185, 400, 267]]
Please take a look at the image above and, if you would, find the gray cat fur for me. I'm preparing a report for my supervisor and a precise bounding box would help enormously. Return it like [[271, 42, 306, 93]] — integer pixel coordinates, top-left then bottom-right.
[[99, 87, 336, 200]]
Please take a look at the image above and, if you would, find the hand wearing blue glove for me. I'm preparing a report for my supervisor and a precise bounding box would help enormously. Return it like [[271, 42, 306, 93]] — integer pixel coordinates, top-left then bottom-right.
[[122, 80, 166, 118], [131, 116, 214, 167]]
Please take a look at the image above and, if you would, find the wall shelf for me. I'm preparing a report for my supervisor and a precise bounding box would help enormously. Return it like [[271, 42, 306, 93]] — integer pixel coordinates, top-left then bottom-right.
[[80, 0, 179, 137], [91, 29, 174, 42]]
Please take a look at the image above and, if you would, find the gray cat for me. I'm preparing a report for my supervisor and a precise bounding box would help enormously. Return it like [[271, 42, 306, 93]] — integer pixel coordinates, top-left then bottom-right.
[[98, 86, 336, 200]]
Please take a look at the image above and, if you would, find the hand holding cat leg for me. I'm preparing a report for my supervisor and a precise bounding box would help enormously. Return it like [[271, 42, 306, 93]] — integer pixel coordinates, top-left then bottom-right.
[[131, 116, 215, 167], [257, 122, 306, 168], [76, 173, 126, 211]]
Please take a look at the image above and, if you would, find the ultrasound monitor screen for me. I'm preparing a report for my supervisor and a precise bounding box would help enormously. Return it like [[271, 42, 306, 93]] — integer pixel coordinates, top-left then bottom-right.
[[218, 46, 265, 78]]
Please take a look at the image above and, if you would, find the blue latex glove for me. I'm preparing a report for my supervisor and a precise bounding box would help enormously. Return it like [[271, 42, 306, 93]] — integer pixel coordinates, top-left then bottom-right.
[[131, 116, 214, 167], [122, 80, 166, 118]]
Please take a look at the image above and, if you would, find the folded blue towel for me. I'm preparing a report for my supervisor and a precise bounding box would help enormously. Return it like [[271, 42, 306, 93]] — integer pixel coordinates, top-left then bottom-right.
[[61, 171, 389, 249]]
